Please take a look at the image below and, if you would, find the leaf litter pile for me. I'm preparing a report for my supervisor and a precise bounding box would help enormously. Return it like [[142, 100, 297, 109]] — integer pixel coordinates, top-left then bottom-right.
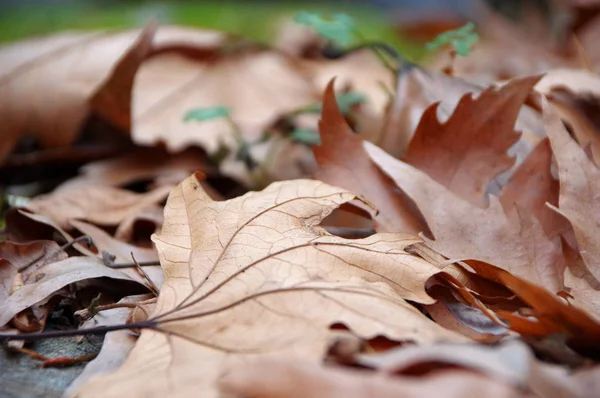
[[2, 5, 600, 398]]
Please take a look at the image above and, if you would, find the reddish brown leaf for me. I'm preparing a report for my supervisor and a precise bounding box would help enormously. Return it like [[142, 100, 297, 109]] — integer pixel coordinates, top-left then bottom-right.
[[313, 79, 425, 233], [365, 142, 565, 292], [403, 75, 540, 206], [500, 138, 570, 239]]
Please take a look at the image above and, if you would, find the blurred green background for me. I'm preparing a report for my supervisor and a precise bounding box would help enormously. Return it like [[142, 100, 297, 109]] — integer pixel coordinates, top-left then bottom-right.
[[0, 0, 427, 59]]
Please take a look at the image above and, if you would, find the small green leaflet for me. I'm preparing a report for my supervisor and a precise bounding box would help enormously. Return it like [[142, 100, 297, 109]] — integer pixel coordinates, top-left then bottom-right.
[[426, 22, 479, 56], [296, 91, 365, 115], [290, 128, 321, 145], [294, 11, 356, 46], [184, 106, 231, 122], [335, 91, 365, 114]]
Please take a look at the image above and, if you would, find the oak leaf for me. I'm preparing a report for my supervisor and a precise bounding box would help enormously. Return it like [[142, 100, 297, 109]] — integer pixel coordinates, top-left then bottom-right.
[[403, 75, 539, 206], [314, 79, 425, 233], [365, 141, 565, 292], [543, 98, 600, 319], [75, 174, 463, 397]]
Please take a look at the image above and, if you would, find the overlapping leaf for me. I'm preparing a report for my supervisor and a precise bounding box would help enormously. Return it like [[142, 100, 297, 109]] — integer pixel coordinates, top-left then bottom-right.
[[76, 174, 463, 397]]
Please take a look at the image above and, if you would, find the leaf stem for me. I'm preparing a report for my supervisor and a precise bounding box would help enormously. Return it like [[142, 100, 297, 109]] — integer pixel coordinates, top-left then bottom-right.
[[0, 321, 157, 343]]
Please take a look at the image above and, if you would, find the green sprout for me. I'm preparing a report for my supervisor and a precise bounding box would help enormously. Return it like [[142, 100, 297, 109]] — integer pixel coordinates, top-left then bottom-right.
[[294, 11, 356, 47], [292, 91, 366, 116], [290, 128, 321, 145], [184, 106, 231, 122], [425, 22, 479, 56]]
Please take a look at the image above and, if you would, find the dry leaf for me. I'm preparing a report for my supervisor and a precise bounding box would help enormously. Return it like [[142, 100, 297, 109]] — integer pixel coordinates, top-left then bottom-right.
[[0, 26, 153, 164], [55, 148, 208, 191], [65, 294, 153, 397], [354, 339, 599, 398], [463, 260, 600, 356], [301, 50, 392, 116], [24, 185, 171, 230], [130, 48, 317, 172], [0, 256, 144, 327], [314, 79, 425, 233], [75, 174, 464, 397], [535, 69, 600, 98], [543, 98, 600, 318], [217, 360, 520, 398], [403, 75, 539, 206], [69, 219, 163, 289], [500, 138, 570, 239], [364, 141, 565, 292]]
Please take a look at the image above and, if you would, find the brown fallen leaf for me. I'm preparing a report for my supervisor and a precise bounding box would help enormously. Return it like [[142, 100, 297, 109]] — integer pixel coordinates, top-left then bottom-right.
[[69, 219, 163, 289], [377, 67, 545, 160], [130, 46, 318, 182], [24, 185, 171, 230], [217, 360, 520, 398], [113, 205, 164, 245], [55, 148, 208, 191], [313, 79, 425, 233], [353, 339, 597, 398], [0, 26, 153, 164], [0, 256, 145, 327], [403, 75, 539, 206], [543, 98, 600, 318], [4, 210, 163, 289], [0, 240, 68, 331], [65, 294, 153, 397], [364, 141, 565, 293], [500, 138, 570, 240], [75, 174, 464, 397], [535, 69, 600, 98], [463, 259, 600, 357]]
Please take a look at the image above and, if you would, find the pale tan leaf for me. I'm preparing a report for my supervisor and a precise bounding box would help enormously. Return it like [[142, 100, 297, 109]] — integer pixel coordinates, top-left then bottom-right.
[[65, 294, 153, 396], [55, 148, 208, 191], [76, 175, 463, 397], [24, 185, 171, 230], [544, 98, 600, 281], [217, 360, 520, 398], [131, 49, 317, 156], [0, 257, 141, 327], [0, 26, 153, 164], [69, 220, 163, 289], [535, 69, 600, 98]]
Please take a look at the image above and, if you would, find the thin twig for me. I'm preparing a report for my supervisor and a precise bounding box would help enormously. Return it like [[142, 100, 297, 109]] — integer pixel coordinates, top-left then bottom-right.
[[0, 321, 156, 343], [101, 251, 160, 268], [131, 252, 159, 296]]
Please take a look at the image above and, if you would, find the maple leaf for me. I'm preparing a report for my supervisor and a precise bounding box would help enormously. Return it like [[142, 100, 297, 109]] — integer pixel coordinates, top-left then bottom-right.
[[403, 75, 540, 206], [75, 174, 463, 397]]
